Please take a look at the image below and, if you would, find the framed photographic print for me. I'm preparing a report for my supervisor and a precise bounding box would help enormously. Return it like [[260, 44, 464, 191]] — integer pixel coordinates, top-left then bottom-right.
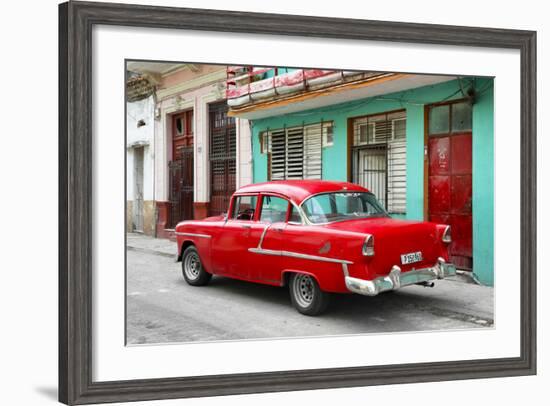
[[59, 1, 537, 404]]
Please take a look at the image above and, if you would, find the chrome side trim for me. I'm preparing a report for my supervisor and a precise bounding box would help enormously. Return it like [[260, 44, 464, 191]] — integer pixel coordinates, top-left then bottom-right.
[[341, 262, 350, 277], [248, 247, 353, 265], [175, 232, 212, 239], [257, 224, 271, 249], [442, 225, 452, 243]]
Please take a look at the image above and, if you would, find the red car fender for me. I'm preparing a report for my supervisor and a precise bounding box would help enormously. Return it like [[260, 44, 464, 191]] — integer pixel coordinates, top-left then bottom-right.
[[281, 269, 345, 293]]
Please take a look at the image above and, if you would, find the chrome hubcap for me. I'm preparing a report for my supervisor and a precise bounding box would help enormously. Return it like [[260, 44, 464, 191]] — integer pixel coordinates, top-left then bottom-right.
[[293, 274, 314, 308], [184, 252, 201, 280]]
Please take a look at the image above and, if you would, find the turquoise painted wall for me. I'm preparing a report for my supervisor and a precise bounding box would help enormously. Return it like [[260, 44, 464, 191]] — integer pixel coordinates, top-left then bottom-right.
[[472, 78, 494, 285], [262, 67, 296, 79], [250, 78, 494, 285]]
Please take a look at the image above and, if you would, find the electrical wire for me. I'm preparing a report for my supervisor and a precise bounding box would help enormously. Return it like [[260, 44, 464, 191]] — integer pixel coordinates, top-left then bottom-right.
[[249, 78, 494, 124]]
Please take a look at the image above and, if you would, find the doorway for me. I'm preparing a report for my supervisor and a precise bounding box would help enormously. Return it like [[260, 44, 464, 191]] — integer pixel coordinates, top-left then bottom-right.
[[208, 102, 236, 216], [426, 100, 473, 270], [133, 146, 144, 232], [168, 110, 194, 227]]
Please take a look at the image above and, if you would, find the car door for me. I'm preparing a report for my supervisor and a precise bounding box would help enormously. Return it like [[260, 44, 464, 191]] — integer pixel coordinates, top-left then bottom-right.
[[248, 194, 291, 284], [211, 194, 260, 278], [282, 202, 345, 290]]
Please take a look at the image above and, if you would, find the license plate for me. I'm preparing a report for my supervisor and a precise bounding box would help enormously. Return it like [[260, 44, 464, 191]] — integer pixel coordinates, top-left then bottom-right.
[[401, 251, 423, 265]]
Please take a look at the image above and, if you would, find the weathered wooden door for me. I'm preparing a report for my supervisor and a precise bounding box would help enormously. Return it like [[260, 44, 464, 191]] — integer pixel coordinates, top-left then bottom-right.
[[209, 102, 236, 216], [427, 101, 473, 270], [169, 111, 194, 227]]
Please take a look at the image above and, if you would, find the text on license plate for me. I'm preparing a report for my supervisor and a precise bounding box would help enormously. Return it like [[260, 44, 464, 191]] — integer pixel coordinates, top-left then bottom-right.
[[401, 251, 423, 265]]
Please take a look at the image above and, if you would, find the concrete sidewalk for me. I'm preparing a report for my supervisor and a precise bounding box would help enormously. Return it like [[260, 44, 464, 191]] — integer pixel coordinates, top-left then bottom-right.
[[127, 233, 177, 258], [126, 232, 494, 324]]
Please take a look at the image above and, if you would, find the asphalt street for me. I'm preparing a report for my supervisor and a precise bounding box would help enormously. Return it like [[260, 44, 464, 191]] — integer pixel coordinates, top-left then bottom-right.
[[126, 234, 494, 345]]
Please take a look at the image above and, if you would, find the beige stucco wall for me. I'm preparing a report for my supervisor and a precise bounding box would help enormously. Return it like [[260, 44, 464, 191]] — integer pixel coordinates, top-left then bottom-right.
[[126, 201, 133, 232], [143, 201, 155, 236], [126, 200, 155, 236]]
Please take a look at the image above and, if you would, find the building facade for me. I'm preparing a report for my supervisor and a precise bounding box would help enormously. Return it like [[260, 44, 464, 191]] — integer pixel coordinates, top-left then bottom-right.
[[227, 68, 494, 286], [126, 73, 156, 235], [125, 64, 494, 285], [126, 63, 253, 239]]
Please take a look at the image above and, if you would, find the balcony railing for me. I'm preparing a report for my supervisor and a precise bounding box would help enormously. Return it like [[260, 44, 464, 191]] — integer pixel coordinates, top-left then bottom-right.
[[226, 66, 382, 109]]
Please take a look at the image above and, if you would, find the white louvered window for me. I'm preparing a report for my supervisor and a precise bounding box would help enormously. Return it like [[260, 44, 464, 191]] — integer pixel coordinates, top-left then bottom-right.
[[352, 111, 407, 214], [388, 117, 406, 213], [261, 122, 332, 181]]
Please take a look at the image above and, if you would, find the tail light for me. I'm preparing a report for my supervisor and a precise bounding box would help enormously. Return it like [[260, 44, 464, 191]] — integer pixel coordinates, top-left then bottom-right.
[[442, 225, 451, 243], [362, 234, 375, 256]]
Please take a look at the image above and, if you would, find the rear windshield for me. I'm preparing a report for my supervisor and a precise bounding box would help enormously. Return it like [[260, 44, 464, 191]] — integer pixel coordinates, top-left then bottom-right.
[[301, 192, 388, 224]]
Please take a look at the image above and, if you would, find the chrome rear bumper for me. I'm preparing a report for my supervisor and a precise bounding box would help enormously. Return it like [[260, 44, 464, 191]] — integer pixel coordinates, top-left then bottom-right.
[[345, 258, 456, 296]]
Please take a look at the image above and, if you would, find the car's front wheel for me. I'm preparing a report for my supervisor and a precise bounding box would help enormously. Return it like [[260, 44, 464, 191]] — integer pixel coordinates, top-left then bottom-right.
[[289, 273, 329, 316], [182, 245, 212, 286]]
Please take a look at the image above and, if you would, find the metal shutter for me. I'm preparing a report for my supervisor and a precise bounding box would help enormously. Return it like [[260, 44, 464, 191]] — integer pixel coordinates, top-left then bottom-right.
[[270, 129, 286, 180], [303, 124, 322, 179], [373, 119, 392, 143], [285, 127, 304, 179], [209, 104, 237, 216], [387, 140, 406, 213], [267, 124, 325, 180]]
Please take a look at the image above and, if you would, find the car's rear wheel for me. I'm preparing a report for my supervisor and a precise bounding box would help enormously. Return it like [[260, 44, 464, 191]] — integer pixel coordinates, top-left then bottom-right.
[[289, 273, 329, 316], [182, 246, 212, 286]]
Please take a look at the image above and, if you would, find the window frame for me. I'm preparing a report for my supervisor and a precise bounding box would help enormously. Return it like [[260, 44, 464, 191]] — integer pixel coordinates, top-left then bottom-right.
[[287, 203, 304, 225], [174, 109, 194, 138], [321, 122, 334, 147], [228, 193, 260, 222], [427, 98, 472, 137], [258, 193, 292, 224], [391, 117, 406, 141], [357, 122, 375, 145], [260, 132, 270, 154], [350, 109, 407, 215], [260, 121, 333, 181]]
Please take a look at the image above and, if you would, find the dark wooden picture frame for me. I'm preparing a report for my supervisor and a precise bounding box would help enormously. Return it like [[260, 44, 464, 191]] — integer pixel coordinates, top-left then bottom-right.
[[59, 1, 537, 404]]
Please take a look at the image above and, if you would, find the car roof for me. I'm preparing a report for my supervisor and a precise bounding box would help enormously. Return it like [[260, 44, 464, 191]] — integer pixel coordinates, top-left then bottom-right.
[[234, 180, 370, 205]]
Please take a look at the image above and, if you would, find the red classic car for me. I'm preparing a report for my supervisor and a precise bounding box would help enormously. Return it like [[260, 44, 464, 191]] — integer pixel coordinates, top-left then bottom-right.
[[176, 180, 456, 315]]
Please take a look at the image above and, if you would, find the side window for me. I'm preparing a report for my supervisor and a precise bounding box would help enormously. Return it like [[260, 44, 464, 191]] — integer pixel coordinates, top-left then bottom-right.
[[259, 196, 289, 223], [231, 195, 257, 221], [288, 205, 302, 224], [335, 192, 366, 214], [303, 194, 332, 223]]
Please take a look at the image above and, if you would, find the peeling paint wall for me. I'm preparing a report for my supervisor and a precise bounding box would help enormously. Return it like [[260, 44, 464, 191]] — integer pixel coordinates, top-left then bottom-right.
[[126, 95, 155, 235], [127, 95, 154, 201]]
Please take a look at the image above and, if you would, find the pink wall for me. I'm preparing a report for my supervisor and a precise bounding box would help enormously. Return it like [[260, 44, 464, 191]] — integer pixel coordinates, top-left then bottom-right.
[[160, 64, 225, 89]]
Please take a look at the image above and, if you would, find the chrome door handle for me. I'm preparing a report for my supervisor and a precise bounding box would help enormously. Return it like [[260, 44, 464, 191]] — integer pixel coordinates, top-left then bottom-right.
[[241, 224, 251, 229], [273, 227, 283, 232]]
